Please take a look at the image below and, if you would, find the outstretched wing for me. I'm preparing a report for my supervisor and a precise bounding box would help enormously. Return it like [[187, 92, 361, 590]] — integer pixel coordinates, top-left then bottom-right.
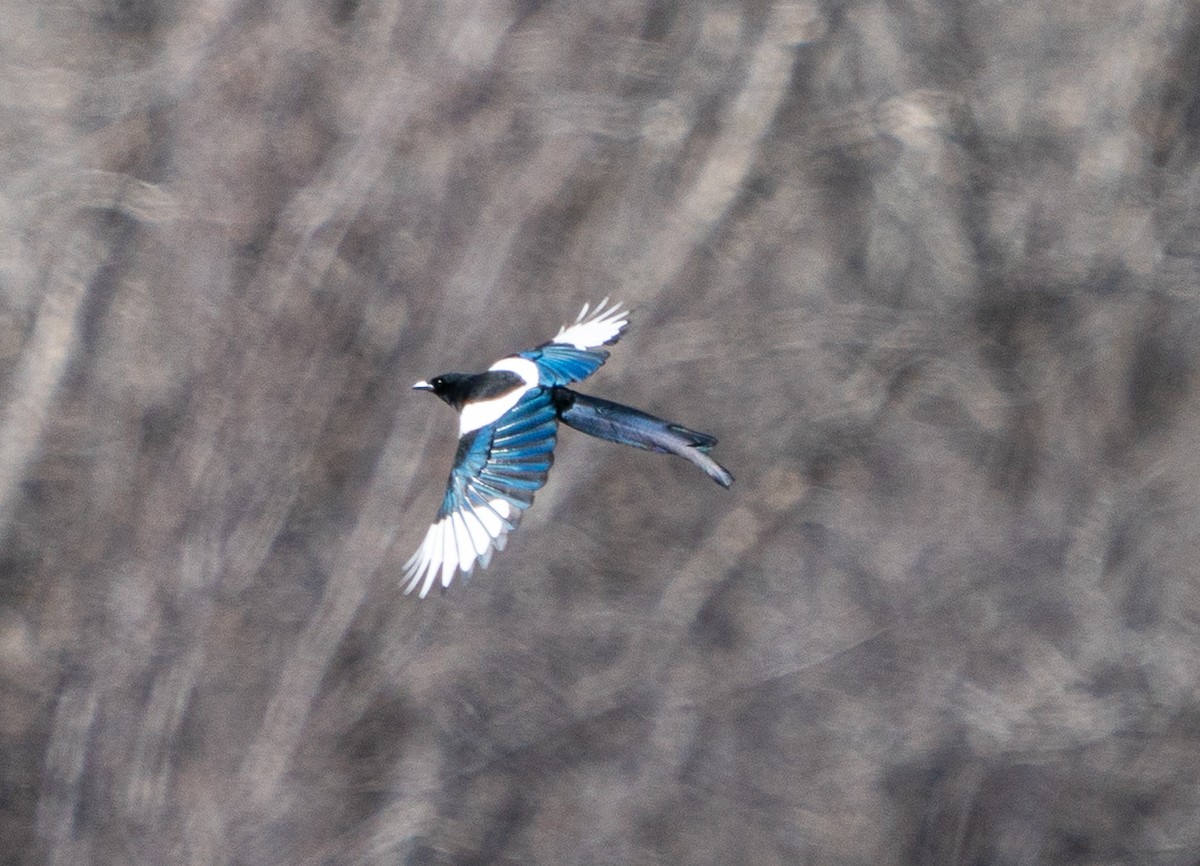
[[518, 298, 629, 387], [402, 389, 558, 598]]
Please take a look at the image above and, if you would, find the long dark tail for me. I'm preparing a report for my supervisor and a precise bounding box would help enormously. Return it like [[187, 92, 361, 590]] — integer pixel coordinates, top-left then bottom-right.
[[552, 388, 733, 488]]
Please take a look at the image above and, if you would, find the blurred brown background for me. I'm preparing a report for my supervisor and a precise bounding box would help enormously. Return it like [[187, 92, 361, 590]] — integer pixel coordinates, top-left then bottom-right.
[[4, 1, 1200, 863]]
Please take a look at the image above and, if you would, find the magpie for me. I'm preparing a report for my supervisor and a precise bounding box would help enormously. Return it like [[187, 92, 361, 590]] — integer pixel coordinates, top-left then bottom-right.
[[403, 298, 733, 598]]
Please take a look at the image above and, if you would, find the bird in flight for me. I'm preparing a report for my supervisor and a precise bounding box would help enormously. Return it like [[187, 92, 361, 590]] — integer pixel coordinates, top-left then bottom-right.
[[403, 299, 732, 598]]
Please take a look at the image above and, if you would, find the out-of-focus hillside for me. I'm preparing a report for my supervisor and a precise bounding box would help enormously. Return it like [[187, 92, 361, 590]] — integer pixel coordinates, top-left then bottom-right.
[[3, 1, 1200, 863]]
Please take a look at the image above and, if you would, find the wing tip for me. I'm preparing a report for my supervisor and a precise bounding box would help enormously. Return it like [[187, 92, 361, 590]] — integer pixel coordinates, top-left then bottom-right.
[[553, 298, 630, 349], [401, 494, 531, 598]]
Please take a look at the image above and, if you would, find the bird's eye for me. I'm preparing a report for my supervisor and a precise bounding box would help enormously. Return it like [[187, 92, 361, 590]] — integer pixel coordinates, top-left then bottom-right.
[[432, 377, 443, 388]]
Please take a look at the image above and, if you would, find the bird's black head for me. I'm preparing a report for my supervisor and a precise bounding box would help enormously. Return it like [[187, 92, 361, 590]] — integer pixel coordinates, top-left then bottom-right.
[[412, 373, 474, 410]]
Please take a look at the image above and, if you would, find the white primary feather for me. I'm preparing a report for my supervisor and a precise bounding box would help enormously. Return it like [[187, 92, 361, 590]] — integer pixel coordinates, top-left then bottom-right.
[[402, 497, 520, 598], [460, 507, 491, 557], [488, 498, 512, 552], [473, 500, 508, 540], [402, 522, 441, 598], [443, 517, 462, 589], [451, 512, 476, 574], [552, 297, 628, 350], [402, 518, 443, 598]]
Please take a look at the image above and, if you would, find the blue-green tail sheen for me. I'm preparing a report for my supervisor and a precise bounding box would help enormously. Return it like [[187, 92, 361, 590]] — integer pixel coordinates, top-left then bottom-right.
[[552, 388, 733, 488]]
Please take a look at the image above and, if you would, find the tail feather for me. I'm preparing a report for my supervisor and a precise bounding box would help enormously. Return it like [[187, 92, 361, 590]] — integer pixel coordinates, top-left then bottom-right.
[[553, 389, 734, 488], [669, 424, 717, 452]]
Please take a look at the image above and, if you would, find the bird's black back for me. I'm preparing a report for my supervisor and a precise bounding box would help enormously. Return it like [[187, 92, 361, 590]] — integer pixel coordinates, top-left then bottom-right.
[[426, 370, 527, 410]]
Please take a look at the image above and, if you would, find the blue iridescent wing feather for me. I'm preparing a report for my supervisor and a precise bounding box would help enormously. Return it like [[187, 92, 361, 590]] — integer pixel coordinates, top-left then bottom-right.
[[516, 298, 629, 386], [403, 389, 558, 597], [518, 343, 611, 387], [438, 389, 557, 517], [404, 300, 629, 597]]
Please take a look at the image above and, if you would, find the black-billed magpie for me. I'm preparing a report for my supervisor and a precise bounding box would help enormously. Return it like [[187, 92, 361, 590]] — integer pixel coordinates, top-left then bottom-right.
[[403, 299, 733, 598]]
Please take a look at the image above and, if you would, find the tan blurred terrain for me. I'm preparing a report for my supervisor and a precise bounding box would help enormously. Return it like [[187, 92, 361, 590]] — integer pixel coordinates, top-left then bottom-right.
[[3, 1, 1200, 863]]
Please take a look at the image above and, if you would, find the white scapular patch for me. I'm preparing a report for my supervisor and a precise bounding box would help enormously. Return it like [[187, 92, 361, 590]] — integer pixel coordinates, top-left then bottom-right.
[[553, 297, 629, 349], [459, 390, 524, 434], [458, 356, 541, 434], [489, 356, 540, 385], [402, 497, 518, 598]]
